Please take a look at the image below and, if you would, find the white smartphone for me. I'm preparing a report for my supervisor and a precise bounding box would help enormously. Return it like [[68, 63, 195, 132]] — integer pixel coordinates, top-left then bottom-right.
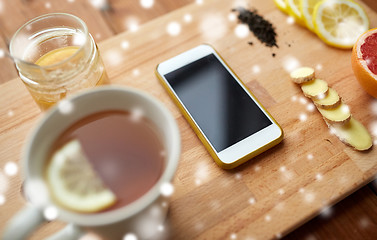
[[156, 44, 283, 169]]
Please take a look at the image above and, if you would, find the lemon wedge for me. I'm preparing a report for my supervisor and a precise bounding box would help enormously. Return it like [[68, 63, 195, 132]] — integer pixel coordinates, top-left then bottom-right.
[[300, 0, 322, 31], [274, 0, 289, 14], [46, 140, 116, 213], [313, 0, 369, 49], [285, 0, 305, 25]]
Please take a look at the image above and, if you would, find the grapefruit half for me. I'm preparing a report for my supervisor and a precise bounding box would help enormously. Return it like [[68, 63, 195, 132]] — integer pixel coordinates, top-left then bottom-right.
[[351, 28, 377, 98]]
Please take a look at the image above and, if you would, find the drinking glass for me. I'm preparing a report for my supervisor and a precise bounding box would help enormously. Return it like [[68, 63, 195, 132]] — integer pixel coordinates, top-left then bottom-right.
[[10, 13, 108, 110]]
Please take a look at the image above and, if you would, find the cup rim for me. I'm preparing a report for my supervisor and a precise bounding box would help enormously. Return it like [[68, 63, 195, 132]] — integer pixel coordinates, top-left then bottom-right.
[[23, 86, 181, 226], [9, 13, 90, 70]]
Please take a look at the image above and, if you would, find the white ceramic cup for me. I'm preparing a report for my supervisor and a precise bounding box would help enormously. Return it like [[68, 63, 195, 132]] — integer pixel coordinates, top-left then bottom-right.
[[2, 86, 181, 240]]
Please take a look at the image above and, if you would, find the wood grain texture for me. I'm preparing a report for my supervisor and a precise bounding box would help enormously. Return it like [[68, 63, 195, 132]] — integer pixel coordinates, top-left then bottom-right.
[[0, 0, 377, 239], [285, 186, 377, 240]]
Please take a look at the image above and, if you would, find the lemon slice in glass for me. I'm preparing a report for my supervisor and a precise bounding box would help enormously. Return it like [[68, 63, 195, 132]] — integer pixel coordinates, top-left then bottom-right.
[[313, 0, 369, 49], [46, 140, 116, 213], [300, 0, 322, 31]]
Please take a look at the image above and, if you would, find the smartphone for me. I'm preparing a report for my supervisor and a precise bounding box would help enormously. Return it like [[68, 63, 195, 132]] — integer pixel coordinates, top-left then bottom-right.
[[155, 44, 283, 169]]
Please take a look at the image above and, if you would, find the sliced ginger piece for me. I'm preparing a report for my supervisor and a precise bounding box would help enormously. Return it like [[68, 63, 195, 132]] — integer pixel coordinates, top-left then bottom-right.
[[318, 101, 351, 124], [290, 67, 315, 84], [313, 87, 341, 109], [301, 79, 328, 99], [329, 117, 373, 151]]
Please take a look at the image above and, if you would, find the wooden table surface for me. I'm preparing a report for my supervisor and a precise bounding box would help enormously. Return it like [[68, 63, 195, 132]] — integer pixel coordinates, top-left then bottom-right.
[[1, 0, 377, 239]]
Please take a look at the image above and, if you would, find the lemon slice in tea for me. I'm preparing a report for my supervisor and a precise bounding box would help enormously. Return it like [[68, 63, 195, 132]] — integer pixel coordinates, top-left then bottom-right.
[[46, 139, 116, 213], [313, 0, 369, 49]]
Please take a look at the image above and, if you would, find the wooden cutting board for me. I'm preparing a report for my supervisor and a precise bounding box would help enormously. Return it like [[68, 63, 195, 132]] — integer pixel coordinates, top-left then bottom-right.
[[1, 0, 377, 239]]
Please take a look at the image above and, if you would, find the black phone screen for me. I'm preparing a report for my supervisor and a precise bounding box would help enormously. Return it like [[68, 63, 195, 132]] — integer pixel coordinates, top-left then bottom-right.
[[164, 53, 272, 152]]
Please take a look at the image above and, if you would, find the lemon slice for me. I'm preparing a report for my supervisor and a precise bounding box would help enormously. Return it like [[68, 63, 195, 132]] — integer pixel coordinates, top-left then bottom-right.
[[313, 0, 369, 49], [274, 0, 289, 14], [300, 0, 322, 31], [46, 140, 116, 213], [285, 0, 305, 25]]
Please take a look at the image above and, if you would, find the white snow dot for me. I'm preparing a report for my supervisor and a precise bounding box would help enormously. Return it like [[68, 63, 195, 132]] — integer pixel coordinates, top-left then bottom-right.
[[123, 233, 138, 240], [160, 182, 174, 197], [121, 40, 130, 49], [235, 173, 242, 180], [234, 24, 249, 38], [307, 154, 313, 160], [276, 233, 282, 239], [89, 0, 107, 9], [58, 99, 74, 115], [200, 14, 227, 41], [283, 170, 294, 180], [317, 93, 326, 100], [140, 0, 154, 8], [184, 14, 192, 23], [287, 16, 295, 24], [24, 179, 49, 206], [195, 179, 202, 186], [230, 233, 237, 239], [44, 206, 59, 220], [104, 50, 123, 67], [306, 103, 315, 112], [319, 205, 333, 218], [374, 139, 377, 145], [278, 189, 285, 195], [132, 68, 140, 76], [279, 166, 286, 172], [248, 197, 256, 205], [370, 101, 377, 115], [316, 64, 323, 71], [130, 107, 144, 122], [7, 110, 14, 117], [252, 65, 261, 74], [161, 201, 168, 208], [45, 2, 51, 8], [195, 222, 204, 231], [254, 165, 261, 172], [299, 97, 307, 104], [283, 56, 301, 73], [291, 95, 298, 102], [196, 0, 203, 4], [72, 34, 86, 46], [370, 121, 377, 137], [68, 0, 75, 3], [316, 173, 323, 181], [166, 22, 181, 36], [95, 33, 102, 40], [265, 215, 271, 222], [341, 105, 350, 114], [125, 18, 139, 32], [0, 194, 5, 205], [4, 162, 18, 176], [329, 127, 337, 135], [305, 192, 315, 203], [305, 235, 317, 240], [0, 49, 4, 58], [157, 224, 164, 232], [359, 217, 370, 228], [299, 113, 307, 122], [299, 188, 305, 193], [228, 13, 237, 22]]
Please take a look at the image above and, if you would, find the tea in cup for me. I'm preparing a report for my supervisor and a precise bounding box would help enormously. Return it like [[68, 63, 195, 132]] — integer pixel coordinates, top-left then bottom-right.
[[2, 86, 181, 240]]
